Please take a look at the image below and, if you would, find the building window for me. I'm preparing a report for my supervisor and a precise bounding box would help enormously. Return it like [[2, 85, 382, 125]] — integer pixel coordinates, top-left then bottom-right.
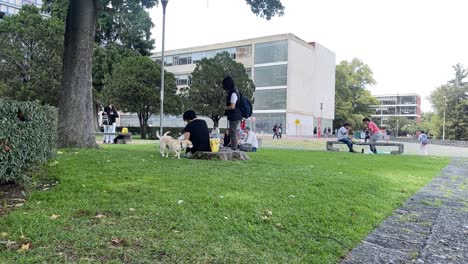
[[173, 54, 192, 66], [254, 64, 287, 87], [253, 89, 286, 110], [236, 46, 252, 59], [254, 40, 288, 64], [245, 68, 252, 79], [251, 113, 286, 134], [175, 74, 191, 86], [164, 56, 173, 67]]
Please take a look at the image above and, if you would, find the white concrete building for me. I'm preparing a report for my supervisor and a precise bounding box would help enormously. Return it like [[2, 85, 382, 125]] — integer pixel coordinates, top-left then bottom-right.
[[120, 33, 336, 136]]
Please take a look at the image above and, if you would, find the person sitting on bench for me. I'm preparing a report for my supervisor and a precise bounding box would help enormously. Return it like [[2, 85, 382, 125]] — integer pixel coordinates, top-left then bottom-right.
[[337, 123, 357, 153]]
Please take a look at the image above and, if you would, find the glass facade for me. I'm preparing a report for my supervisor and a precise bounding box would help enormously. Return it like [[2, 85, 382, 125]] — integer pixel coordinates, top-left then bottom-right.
[[252, 113, 286, 134], [254, 64, 287, 87], [372, 94, 421, 125], [253, 89, 286, 110], [0, 0, 43, 17], [158, 46, 252, 67], [254, 40, 288, 64]]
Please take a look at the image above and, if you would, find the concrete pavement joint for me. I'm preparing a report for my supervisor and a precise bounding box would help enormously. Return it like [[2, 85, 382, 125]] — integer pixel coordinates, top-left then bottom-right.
[[342, 158, 468, 264]]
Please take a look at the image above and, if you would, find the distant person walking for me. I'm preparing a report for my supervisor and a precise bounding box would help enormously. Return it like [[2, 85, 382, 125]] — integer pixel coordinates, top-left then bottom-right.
[[278, 124, 283, 139], [362, 118, 381, 154], [416, 130, 429, 155], [223, 76, 242, 150], [272, 124, 279, 139], [313, 127, 317, 137]]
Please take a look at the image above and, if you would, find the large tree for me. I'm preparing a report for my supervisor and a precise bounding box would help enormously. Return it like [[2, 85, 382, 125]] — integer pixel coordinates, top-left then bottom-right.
[[334, 59, 379, 129], [189, 52, 255, 128], [104, 56, 181, 139], [0, 6, 64, 106], [429, 64, 468, 140], [56, 0, 284, 147]]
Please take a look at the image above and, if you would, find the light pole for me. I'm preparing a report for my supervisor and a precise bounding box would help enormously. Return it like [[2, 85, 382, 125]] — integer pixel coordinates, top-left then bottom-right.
[[159, 0, 169, 137], [442, 96, 447, 141], [318, 102, 323, 138]]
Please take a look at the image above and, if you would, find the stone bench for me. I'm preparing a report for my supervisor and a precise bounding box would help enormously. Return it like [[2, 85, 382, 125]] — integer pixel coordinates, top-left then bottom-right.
[[192, 148, 250, 161], [95, 132, 132, 144], [326, 141, 404, 154]]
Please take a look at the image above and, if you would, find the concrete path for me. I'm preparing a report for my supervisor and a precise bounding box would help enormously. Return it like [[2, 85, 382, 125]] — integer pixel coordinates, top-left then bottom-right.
[[341, 158, 468, 264]]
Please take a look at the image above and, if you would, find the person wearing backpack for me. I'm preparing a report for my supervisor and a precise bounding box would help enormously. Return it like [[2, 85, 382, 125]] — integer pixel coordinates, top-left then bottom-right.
[[223, 76, 243, 150], [416, 130, 429, 155]]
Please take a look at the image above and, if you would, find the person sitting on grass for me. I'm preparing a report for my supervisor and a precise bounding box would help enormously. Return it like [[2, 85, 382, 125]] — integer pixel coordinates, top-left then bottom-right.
[[239, 126, 259, 152], [183, 110, 211, 156], [337, 123, 358, 153]]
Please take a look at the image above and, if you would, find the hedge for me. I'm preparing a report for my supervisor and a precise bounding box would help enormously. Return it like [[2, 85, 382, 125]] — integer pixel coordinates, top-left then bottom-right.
[[0, 100, 57, 184]]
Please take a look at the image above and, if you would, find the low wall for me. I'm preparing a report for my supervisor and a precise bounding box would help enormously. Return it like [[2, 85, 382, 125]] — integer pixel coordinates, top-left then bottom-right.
[[391, 138, 468, 148]]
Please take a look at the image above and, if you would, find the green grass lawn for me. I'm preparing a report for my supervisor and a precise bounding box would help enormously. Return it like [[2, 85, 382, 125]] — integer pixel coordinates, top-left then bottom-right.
[[0, 144, 449, 263]]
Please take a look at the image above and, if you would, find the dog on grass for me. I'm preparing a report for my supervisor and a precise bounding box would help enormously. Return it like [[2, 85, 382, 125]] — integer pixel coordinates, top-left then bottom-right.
[[156, 131, 193, 159]]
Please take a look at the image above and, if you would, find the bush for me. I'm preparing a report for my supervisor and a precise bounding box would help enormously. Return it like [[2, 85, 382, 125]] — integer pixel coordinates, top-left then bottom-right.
[[0, 100, 57, 184]]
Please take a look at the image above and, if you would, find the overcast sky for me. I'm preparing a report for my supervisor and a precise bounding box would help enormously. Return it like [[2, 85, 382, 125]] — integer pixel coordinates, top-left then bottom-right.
[[149, 0, 468, 112]]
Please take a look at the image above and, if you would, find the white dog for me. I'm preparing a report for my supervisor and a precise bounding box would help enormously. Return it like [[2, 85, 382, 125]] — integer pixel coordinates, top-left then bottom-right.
[[156, 131, 193, 159]]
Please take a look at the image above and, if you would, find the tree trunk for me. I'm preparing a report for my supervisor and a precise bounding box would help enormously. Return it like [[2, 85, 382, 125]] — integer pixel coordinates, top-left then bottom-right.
[[93, 102, 100, 132], [211, 115, 221, 128], [138, 112, 147, 139], [57, 0, 98, 148]]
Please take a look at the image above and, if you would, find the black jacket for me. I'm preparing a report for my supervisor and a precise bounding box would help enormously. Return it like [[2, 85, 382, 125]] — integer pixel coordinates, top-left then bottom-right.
[[103, 106, 119, 124], [225, 89, 242, 121]]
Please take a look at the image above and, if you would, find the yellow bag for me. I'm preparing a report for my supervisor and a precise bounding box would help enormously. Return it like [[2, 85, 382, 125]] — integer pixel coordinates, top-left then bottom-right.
[[210, 138, 220, 152], [122, 127, 128, 134]]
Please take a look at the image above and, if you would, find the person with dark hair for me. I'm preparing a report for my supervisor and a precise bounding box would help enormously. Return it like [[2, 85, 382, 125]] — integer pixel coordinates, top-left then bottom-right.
[[337, 123, 357, 153], [102, 104, 119, 144], [223, 76, 242, 150], [183, 110, 210, 155], [313, 127, 317, 137], [222, 129, 232, 148], [278, 124, 283, 139], [362, 117, 381, 154]]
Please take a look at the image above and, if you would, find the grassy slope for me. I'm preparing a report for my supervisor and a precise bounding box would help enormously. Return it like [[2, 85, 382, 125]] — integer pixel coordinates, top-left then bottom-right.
[[0, 144, 449, 263]]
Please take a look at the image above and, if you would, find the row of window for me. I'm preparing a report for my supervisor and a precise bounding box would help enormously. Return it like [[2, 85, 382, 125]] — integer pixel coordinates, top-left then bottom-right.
[[174, 68, 253, 87], [160, 46, 250, 67], [373, 106, 418, 115], [0, 4, 19, 15], [0, 0, 42, 7], [376, 96, 418, 105]]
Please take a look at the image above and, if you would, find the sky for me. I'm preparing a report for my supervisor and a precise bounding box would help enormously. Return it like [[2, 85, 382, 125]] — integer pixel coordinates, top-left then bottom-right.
[[149, 0, 468, 112]]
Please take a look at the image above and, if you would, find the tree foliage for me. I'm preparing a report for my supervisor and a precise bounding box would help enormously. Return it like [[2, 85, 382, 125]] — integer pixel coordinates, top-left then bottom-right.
[[245, 0, 285, 20], [429, 64, 468, 140], [188, 52, 255, 128], [334, 59, 379, 129], [0, 5, 64, 106], [104, 56, 182, 139], [43, 0, 156, 55]]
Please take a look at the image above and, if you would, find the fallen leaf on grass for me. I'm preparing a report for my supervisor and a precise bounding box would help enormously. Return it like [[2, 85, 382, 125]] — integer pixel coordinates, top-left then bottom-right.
[[288, 195, 296, 199], [177, 200, 184, 204], [15, 203, 24, 207], [224, 216, 229, 220], [261, 216, 271, 221], [92, 214, 106, 219], [265, 210, 273, 216], [0, 232, 8, 238], [339, 172, 343, 175], [111, 238, 123, 245], [275, 223, 285, 230], [17, 243, 30, 252], [50, 214, 60, 220], [129, 208, 136, 211]]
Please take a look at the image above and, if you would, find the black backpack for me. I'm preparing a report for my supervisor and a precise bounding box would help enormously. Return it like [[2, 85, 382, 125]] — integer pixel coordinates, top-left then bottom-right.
[[236, 90, 253, 119]]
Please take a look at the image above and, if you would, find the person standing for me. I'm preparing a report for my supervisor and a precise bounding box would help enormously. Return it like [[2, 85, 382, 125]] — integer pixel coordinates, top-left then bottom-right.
[[313, 127, 317, 138], [278, 124, 283, 139], [223, 76, 242, 150], [103, 104, 119, 144], [416, 130, 429, 155], [337, 123, 357, 153], [362, 117, 381, 154]]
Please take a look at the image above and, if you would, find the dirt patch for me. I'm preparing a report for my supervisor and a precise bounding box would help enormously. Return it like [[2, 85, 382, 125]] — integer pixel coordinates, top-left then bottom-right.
[[0, 179, 58, 217], [0, 184, 26, 217]]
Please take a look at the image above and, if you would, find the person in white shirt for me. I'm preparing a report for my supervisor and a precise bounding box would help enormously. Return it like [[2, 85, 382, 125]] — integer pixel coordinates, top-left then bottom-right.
[[239, 126, 258, 152]]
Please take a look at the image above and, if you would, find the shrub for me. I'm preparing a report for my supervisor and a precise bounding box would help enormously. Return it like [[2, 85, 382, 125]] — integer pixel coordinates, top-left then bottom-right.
[[0, 100, 57, 184]]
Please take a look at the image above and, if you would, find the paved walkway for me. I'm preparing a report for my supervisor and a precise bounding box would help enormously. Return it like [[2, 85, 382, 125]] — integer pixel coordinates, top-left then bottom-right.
[[342, 158, 468, 264]]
